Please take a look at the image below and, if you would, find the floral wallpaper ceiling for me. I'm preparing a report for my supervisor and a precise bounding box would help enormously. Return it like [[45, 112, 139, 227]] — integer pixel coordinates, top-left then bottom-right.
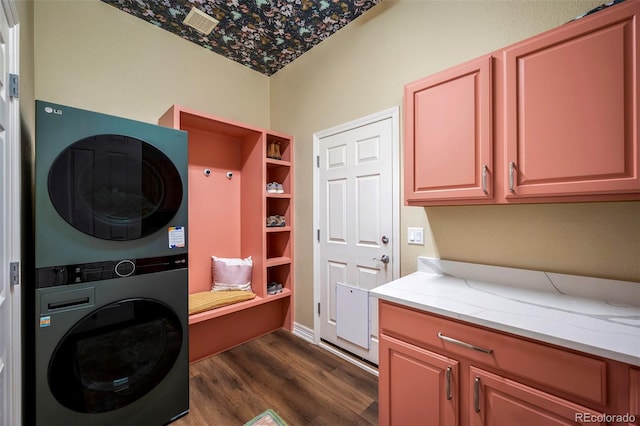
[[101, 0, 383, 76]]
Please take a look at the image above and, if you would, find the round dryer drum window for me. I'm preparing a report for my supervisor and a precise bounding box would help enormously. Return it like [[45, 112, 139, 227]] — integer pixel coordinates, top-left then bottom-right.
[[48, 134, 183, 240], [48, 299, 183, 413]]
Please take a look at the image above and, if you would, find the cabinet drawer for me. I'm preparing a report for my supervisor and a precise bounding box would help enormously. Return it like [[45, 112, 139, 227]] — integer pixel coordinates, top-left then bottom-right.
[[379, 301, 607, 405]]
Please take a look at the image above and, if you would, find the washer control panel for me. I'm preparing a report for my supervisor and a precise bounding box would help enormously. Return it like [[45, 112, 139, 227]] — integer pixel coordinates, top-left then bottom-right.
[[36, 254, 188, 288]]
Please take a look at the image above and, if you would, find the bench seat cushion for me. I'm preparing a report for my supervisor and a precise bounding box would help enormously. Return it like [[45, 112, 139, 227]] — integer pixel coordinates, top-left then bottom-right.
[[188, 290, 256, 315]]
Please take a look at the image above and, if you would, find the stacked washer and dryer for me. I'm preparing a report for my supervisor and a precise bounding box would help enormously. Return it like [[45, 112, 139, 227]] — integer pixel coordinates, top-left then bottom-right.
[[31, 101, 190, 425]]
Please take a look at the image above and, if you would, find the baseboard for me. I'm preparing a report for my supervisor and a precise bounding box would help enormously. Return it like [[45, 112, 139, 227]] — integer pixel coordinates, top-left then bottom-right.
[[292, 322, 314, 343]]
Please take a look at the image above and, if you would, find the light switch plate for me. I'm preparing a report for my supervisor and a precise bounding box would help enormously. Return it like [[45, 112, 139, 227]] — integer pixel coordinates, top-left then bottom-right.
[[408, 227, 424, 245]]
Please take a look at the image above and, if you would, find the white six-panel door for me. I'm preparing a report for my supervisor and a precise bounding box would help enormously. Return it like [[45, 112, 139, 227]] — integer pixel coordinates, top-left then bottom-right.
[[314, 108, 399, 366]]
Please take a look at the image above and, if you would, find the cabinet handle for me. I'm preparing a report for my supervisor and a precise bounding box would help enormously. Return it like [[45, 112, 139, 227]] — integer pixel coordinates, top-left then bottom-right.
[[481, 165, 488, 194], [474, 377, 481, 413], [508, 161, 516, 193], [445, 367, 452, 400], [437, 332, 494, 354]]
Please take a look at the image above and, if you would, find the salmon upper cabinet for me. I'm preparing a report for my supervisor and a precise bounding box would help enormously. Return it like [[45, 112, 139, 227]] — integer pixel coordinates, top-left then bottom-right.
[[404, 56, 493, 204], [404, 0, 640, 206], [504, 0, 640, 200]]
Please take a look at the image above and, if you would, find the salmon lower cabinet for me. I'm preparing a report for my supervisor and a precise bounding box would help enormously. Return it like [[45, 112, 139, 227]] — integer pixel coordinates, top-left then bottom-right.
[[378, 300, 639, 426]]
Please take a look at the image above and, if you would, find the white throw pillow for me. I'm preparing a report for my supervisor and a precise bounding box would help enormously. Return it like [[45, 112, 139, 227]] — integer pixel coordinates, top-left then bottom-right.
[[211, 256, 253, 291]]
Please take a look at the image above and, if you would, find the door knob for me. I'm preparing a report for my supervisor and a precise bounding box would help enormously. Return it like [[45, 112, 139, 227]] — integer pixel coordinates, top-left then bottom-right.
[[373, 254, 390, 264]]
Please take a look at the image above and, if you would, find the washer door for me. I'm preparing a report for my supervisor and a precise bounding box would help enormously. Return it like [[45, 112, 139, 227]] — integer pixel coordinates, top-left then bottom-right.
[[48, 299, 183, 414], [48, 134, 183, 240]]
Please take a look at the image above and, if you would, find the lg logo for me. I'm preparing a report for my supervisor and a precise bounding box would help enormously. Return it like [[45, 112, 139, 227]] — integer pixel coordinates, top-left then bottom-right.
[[44, 106, 62, 115]]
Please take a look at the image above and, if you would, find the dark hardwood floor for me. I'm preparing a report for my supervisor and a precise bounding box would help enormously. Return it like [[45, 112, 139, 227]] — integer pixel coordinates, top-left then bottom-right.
[[172, 329, 379, 426]]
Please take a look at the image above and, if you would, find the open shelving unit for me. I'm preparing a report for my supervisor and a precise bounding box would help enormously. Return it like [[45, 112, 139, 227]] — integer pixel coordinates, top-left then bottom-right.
[[159, 105, 294, 362]]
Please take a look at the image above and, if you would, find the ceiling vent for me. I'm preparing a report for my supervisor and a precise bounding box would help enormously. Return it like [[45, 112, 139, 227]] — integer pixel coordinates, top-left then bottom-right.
[[183, 7, 219, 35]]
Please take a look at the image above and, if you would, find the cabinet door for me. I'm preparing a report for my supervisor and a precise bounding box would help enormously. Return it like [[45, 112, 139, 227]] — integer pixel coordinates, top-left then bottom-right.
[[379, 335, 458, 426], [504, 2, 640, 198], [469, 367, 605, 426], [631, 368, 640, 426], [404, 55, 493, 204]]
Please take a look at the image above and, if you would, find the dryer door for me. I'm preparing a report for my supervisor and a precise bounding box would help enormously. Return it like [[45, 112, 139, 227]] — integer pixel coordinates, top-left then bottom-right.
[[48, 134, 183, 240], [48, 298, 183, 413]]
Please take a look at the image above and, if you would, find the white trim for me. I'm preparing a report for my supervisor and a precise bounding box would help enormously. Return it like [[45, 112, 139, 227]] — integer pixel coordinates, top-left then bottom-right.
[[292, 322, 379, 376], [4, 4, 20, 424], [292, 322, 314, 344], [317, 341, 379, 377], [1, 0, 18, 27], [312, 106, 400, 355]]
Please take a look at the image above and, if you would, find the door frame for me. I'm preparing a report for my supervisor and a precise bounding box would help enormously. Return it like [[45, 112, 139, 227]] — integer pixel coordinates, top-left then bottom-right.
[[312, 106, 400, 372], [1, 0, 20, 424]]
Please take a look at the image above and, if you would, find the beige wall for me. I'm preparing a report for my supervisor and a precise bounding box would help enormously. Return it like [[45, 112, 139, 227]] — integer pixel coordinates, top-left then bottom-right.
[[33, 0, 270, 127], [26, 0, 640, 331], [18, 0, 35, 139], [269, 0, 640, 328]]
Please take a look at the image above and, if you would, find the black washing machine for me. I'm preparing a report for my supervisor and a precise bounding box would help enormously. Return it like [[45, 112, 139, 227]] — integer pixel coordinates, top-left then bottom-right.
[[31, 101, 190, 425], [35, 268, 188, 425]]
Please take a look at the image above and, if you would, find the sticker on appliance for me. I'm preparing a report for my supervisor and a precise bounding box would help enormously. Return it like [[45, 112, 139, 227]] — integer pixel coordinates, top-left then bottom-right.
[[40, 316, 51, 328], [168, 226, 186, 248]]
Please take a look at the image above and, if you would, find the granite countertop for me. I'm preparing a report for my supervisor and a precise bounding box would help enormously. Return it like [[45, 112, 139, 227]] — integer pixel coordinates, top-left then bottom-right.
[[370, 257, 640, 366]]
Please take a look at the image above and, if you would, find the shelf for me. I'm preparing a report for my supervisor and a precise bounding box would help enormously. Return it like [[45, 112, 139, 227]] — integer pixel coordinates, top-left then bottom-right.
[[188, 289, 291, 325], [265, 287, 292, 301], [265, 256, 291, 267], [266, 158, 291, 167], [266, 193, 291, 199], [266, 226, 292, 233]]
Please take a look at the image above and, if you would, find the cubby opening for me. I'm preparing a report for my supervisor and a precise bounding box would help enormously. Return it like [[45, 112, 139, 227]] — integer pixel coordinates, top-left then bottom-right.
[[266, 134, 291, 162], [266, 198, 291, 228], [267, 263, 291, 292], [266, 162, 291, 194], [180, 112, 264, 295], [266, 231, 291, 261]]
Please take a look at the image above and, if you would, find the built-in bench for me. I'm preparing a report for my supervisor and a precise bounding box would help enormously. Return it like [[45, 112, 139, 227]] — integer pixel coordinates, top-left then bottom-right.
[[160, 104, 295, 364], [187, 289, 293, 362]]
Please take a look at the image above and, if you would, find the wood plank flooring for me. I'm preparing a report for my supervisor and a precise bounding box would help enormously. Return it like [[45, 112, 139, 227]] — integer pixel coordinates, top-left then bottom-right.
[[172, 329, 378, 426]]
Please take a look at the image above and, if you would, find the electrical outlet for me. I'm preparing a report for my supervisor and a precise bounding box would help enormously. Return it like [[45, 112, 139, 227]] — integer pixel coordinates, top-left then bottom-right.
[[407, 227, 424, 245]]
